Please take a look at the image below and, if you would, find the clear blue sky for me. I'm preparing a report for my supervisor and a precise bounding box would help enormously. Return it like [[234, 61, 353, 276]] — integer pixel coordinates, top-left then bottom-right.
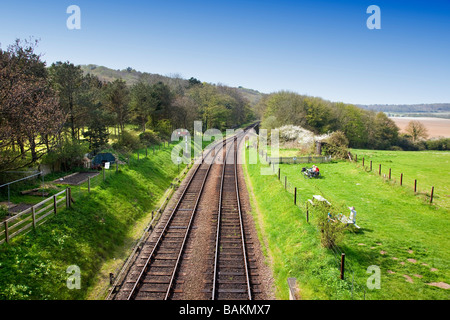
[[1, 0, 449, 105]]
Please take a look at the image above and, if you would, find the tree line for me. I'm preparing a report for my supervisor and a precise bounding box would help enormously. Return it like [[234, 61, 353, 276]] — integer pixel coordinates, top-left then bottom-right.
[[256, 91, 400, 150], [0, 39, 255, 173], [256, 91, 450, 152]]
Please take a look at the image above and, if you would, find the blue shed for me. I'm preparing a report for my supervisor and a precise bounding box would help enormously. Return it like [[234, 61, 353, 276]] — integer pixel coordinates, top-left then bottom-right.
[[93, 153, 116, 166]]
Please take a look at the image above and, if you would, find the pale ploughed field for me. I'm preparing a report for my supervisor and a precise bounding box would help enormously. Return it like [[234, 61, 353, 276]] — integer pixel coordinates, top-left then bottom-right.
[[390, 117, 450, 138]]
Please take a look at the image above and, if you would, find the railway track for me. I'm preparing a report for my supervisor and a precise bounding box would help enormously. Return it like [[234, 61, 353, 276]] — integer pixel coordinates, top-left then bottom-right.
[[112, 126, 255, 300], [211, 136, 252, 300]]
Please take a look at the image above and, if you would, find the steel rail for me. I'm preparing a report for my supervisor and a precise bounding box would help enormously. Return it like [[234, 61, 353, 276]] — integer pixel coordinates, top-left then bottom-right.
[[234, 136, 252, 300], [162, 139, 227, 299], [212, 134, 252, 300], [127, 134, 238, 300], [211, 137, 235, 300]]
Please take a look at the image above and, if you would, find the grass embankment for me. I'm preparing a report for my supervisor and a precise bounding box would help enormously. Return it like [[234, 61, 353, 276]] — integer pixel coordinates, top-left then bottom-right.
[[0, 147, 185, 300], [243, 147, 450, 300]]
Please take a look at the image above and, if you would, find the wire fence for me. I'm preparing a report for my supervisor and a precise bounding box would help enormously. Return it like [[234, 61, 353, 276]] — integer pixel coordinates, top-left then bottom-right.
[[351, 154, 437, 205]]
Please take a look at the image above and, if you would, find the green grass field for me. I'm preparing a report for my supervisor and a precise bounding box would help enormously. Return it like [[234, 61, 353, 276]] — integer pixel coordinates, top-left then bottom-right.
[[243, 147, 450, 300], [351, 149, 450, 210]]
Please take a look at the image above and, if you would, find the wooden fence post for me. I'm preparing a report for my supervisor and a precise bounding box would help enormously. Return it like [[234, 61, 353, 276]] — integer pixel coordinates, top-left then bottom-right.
[[306, 202, 309, 223], [294, 187, 297, 205], [414, 179, 417, 193], [389, 168, 391, 180], [32, 206, 36, 229], [430, 187, 434, 204], [4, 221, 9, 243], [278, 168, 280, 180], [53, 195, 57, 215], [340, 253, 345, 280], [370, 161, 372, 171], [88, 176, 91, 192], [362, 157, 365, 167], [400, 173, 403, 186], [379, 164, 381, 175]]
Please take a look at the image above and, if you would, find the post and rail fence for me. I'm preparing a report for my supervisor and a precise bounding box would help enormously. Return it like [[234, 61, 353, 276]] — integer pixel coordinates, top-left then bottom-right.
[[0, 188, 72, 244]]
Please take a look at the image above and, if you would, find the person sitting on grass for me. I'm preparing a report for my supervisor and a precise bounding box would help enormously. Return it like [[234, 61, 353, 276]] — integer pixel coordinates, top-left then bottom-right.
[[337, 206, 360, 229], [311, 165, 319, 176], [348, 206, 356, 224]]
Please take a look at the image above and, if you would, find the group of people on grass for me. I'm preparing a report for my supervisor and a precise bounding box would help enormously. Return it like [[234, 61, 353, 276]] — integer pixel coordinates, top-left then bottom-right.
[[302, 165, 320, 177]]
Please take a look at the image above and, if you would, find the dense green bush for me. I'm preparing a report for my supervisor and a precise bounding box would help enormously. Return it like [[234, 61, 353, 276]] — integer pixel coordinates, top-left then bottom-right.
[[426, 138, 450, 150], [322, 131, 349, 159], [314, 203, 346, 249], [389, 145, 403, 151], [139, 129, 161, 146], [42, 140, 89, 172], [396, 134, 418, 151], [112, 130, 141, 153]]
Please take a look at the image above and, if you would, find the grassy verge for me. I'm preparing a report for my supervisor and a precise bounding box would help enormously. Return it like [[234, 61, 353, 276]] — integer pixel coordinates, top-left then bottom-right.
[[244, 146, 449, 299], [242, 148, 360, 300], [0, 147, 185, 300]]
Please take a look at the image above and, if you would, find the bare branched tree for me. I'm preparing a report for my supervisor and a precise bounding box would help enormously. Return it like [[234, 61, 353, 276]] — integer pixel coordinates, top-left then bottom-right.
[[405, 120, 429, 142]]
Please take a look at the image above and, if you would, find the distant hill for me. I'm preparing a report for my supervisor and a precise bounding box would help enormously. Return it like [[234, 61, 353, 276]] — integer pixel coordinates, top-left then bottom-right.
[[237, 86, 265, 105], [80, 64, 185, 87], [357, 103, 450, 113], [79, 64, 264, 106]]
